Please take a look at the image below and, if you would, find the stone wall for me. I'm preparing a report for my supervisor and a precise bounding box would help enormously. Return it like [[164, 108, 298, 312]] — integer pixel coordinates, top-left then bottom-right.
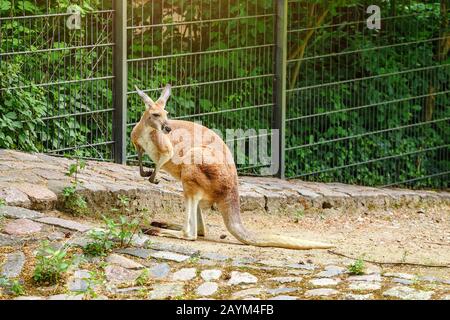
[[0, 150, 449, 216]]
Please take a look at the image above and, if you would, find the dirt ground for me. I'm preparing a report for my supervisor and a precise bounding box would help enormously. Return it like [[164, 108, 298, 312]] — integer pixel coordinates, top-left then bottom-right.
[[28, 201, 450, 281], [142, 203, 450, 279]]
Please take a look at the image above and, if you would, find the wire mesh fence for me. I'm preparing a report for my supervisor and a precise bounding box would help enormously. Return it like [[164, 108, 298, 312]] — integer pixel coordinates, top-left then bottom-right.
[[0, 1, 448, 188], [0, 0, 115, 161], [125, 0, 276, 175], [285, 1, 449, 189]]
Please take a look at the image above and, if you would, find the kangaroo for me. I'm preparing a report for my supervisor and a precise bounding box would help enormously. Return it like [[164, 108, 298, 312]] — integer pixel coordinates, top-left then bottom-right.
[[131, 85, 333, 249]]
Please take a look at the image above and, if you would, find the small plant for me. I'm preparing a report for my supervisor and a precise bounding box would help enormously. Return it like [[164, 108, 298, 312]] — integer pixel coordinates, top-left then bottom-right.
[[62, 183, 88, 215], [116, 216, 141, 248], [0, 276, 8, 288], [111, 195, 132, 216], [62, 154, 88, 215], [188, 254, 200, 265], [348, 258, 365, 275], [118, 195, 130, 207], [135, 269, 149, 286], [83, 228, 115, 257], [83, 215, 142, 257], [10, 280, 25, 296], [0, 276, 25, 296], [293, 210, 305, 223], [84, 270, 105, 299], [67, 159, 86, 178], [33, 242, 72, 285]]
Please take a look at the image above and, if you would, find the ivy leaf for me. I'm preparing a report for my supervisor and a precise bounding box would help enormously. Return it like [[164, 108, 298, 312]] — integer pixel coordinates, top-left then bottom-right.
[[5, 112, 17, 120], [199, 99, 212, 110], [20, 1, 37, 13], [0, 1, 11, 12]]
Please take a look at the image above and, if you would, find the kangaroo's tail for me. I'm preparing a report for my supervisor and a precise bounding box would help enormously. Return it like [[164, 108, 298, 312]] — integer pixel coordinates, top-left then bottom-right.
[[217, 188, 334, 250]]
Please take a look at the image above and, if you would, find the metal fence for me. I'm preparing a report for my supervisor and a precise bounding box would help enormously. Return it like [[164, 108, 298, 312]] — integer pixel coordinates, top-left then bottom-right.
[[124, 0, 276, 176], [0, 0, 115, 161], [0, 0, 448, 189], [285, 1, 449, 189]]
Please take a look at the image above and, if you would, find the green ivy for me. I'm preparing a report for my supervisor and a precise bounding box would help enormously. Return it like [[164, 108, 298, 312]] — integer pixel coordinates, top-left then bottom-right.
[[0, 0, 448, 188]]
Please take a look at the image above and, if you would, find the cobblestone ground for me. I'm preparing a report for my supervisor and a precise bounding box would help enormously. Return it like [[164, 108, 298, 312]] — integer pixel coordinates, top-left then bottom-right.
[[0, 206, 449, 300], [0, 150, 449, 300]]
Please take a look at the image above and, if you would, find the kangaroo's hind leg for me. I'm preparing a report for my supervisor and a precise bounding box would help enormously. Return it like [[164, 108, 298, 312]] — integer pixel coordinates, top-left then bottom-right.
[[150, 211, 206, 237], [146, 195, 200, 241], [197, 206, 206, 237]]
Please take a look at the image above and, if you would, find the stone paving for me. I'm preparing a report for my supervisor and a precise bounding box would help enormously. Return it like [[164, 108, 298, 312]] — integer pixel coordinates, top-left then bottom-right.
[[0, 150, 449, 216], [0, 149, 449, 300], [0, 205, 449, 300]]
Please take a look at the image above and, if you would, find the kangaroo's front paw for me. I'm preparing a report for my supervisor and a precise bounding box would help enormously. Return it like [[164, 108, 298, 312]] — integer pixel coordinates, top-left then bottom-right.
[[148, 172, 160, 184], [140, 169, 153, 178]]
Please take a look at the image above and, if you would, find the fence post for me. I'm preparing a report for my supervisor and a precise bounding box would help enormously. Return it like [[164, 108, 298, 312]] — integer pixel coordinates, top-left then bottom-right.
[[113, 0, 127, 164], [273, 0, 287, 179]]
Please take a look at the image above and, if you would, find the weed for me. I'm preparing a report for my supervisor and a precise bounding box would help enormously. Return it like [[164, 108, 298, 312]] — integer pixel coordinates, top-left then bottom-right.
[[83, 228, 115, 257], [84, 270, 105, 299], [116, 216, 141, 248], [67, 159, 86, 178], [10, 279, 25, 296], [187, 253, 201, 265], [347, 258, 365, 275], [118, 195, 130, 208], [83, 215, 142, 257], [293, 210, 305, 223], [0, 276, 25, 296], [62, 155, 88, 215], [33, 242, 72, 285], [135, 269, 150, 286], [111, 195, 132, 216], [62, 183, 88, 215]]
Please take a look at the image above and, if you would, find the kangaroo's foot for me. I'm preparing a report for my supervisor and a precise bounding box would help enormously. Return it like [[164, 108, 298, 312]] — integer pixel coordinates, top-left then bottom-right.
[[150, 221, 181, 231], [146, 227, 197, 241], [150, 221, 205, 237]]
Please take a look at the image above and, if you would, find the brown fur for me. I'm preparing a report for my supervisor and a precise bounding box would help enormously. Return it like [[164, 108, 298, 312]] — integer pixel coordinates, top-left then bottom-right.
[[132, 86, 334, 250]]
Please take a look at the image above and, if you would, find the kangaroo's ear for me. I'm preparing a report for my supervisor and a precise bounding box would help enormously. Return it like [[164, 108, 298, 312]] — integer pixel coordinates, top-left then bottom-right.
[[135, 86, 155, 108], [157, 84, 172, 107]]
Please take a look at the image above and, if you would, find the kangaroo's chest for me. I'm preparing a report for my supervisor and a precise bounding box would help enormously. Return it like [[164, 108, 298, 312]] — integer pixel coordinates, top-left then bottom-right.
[[138, 136, 159, 162], [137, 128, 173, 163]]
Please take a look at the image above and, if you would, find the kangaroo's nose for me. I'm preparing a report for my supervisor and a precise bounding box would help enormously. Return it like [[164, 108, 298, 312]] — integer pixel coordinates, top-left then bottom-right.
[[164, 126, 172, 134]]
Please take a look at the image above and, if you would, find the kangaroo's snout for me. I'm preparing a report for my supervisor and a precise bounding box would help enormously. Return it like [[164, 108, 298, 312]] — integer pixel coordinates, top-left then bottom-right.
[[163, 124, 172, 134]]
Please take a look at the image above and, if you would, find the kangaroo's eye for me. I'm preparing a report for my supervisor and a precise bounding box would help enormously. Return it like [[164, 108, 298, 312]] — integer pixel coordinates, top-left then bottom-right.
[[152, 114, 161, 118]]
